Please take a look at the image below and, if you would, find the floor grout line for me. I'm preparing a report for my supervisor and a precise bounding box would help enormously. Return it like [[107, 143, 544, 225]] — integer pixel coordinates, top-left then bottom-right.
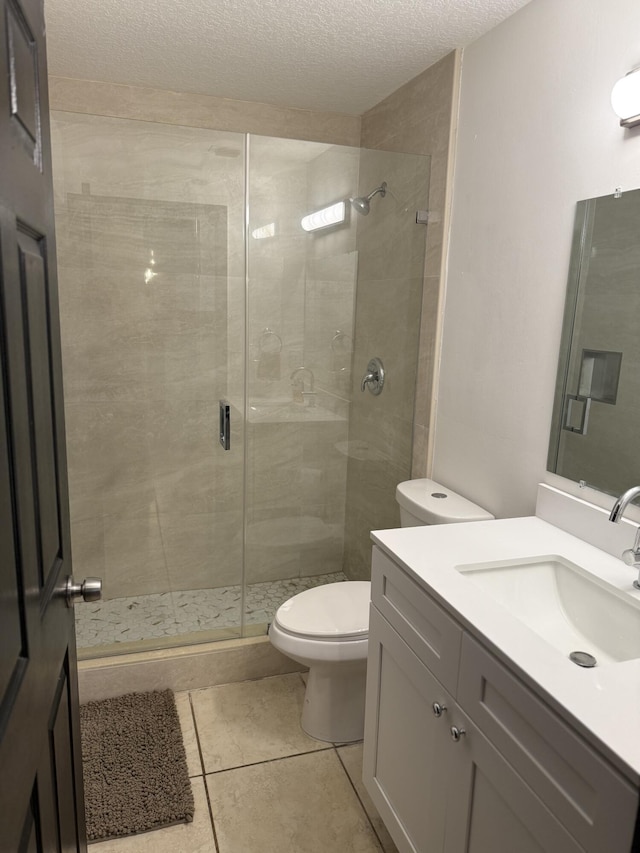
[[189, 692, 221, 853], [190, 669, 307, 696], [203, 744, 335, 776], [334, 745, 387, 853]]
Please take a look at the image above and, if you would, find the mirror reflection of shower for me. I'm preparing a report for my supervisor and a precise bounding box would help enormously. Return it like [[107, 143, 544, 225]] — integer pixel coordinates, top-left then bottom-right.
[[349, 181, 387, 215]]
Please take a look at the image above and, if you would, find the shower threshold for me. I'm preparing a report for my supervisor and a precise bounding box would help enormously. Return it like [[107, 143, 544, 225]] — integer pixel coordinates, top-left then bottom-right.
[[75, 572, 347, 654]]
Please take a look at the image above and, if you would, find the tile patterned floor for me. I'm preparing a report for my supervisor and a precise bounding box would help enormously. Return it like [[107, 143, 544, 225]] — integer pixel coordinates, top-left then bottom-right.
[[76, 573, 347, 650], [91, 673, 399, 853]]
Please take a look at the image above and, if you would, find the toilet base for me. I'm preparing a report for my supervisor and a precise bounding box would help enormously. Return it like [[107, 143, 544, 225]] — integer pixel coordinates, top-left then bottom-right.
[[301, 660, 367, 743]]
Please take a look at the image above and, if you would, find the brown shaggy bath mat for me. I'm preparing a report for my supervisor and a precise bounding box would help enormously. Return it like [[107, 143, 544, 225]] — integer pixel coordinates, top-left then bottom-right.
[[80, 689, 194, 842]]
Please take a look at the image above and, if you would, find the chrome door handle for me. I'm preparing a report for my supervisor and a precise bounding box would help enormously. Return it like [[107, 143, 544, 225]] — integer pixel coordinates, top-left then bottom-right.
[[432, 702, 447, 718], [360, 357, 385, 395], [219, 399, 230, 450], [450, 725, 466, 742], [65, 576, 102, 607], [562, 394, 591, 435]]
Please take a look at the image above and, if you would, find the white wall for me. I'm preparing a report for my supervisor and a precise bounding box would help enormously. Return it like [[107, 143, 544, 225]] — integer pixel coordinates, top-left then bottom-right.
[[432, 0, 640, 518]]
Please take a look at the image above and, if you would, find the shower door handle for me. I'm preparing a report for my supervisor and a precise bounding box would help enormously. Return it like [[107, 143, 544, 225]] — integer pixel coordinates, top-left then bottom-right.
[[562, 394, 591, 435], [219, 400, 231, 450]]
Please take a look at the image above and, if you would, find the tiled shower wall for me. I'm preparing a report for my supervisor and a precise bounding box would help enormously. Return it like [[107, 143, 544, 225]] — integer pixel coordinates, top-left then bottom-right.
[[343, 149, 431, 579], [343, 52, 460, 580]]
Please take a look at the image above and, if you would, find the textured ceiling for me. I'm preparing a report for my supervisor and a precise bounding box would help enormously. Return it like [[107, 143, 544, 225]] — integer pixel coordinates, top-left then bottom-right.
[[44, 0, 532, 115]]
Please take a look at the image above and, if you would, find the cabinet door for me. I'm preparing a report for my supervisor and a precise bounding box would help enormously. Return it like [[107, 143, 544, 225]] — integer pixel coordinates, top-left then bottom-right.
[[458, 634, 638, 852], [363, 606, 452, 853], [444, 708, 583, 853]]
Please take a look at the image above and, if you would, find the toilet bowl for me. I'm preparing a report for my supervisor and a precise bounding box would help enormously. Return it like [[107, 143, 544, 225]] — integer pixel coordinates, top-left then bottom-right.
[[269, 581, 370, 743], [269, 480, 494, 743]]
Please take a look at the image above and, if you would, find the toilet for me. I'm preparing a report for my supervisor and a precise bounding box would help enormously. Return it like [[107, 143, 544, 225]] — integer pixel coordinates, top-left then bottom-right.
[[268, 478, 494, 743], [396, 477, 495, 527], [268, 581, 370, 743]]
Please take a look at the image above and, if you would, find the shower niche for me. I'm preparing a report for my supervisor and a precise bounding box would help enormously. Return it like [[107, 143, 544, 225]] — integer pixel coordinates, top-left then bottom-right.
[[50, 112, 430, 657]]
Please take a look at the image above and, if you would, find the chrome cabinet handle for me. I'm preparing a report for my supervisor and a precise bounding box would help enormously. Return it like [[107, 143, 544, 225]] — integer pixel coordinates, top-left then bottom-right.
[[432, 702, 447, 718], [450, 725, 466, 742], [66, 576, 102, 607], [360, 357, 385, 395]]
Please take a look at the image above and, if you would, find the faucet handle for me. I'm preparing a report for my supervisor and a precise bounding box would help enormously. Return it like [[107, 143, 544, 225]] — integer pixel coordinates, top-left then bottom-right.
[[622, 548, 640, 566]]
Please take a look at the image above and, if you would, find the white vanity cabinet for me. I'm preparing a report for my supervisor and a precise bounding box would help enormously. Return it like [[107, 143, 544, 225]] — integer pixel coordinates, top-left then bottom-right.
[[363, 546, 639, 853]]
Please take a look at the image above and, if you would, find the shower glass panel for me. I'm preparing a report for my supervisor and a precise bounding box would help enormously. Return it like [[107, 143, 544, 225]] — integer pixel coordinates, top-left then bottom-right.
[[51, 115, 430, 656], [344, 147, 432, 581], [245, 136, 431, 630], [51, 113, 246, 657], [244, 136, 359, 630]]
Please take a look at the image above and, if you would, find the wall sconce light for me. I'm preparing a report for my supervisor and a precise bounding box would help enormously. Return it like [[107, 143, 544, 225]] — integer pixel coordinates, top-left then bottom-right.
[[301, 201, 346, 232], [611, 68, 640, 127]]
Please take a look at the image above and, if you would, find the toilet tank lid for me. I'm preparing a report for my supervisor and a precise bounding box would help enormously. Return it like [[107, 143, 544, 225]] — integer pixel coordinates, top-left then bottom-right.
[[396, 478, 495, 524], [274, 581, 370, 638]]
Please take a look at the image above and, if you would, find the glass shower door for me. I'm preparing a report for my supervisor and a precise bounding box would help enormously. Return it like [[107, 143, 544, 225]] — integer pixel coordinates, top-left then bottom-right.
[[51, 112, 247, 656]]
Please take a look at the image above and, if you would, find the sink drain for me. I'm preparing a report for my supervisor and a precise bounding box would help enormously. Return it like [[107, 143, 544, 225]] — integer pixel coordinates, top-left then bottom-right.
[[569, 650, 597, 668]]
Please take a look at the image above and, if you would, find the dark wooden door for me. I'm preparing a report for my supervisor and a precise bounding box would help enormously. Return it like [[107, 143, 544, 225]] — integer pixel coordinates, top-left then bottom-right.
[[0, 0, 87, 850]]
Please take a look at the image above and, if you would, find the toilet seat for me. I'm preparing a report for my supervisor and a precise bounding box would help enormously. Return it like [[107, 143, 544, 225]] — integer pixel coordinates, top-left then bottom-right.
[[273, 581, 370, 640], [268, 580, 371, 741]]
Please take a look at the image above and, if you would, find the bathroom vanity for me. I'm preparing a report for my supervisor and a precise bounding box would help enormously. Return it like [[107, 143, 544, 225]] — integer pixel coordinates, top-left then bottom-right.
[[363, 493, 640, 852]]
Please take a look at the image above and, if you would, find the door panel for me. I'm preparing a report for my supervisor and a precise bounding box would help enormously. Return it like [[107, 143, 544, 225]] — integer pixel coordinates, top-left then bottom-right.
[[0, 356, 24, 702], [17, 225, 63, 589], [0, 0, 86, 849], [6, 0, 42, 166]]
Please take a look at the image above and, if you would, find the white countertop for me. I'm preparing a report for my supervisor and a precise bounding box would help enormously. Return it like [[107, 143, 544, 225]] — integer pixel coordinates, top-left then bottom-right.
[[372, 516, 640, 784]]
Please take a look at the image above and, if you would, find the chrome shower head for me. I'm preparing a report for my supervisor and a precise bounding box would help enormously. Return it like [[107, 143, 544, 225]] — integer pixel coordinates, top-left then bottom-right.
[[349, 181, 387, 216]]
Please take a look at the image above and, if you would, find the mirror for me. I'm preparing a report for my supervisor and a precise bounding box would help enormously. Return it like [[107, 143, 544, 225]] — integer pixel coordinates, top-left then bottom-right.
[[548, 187, 640, 496]]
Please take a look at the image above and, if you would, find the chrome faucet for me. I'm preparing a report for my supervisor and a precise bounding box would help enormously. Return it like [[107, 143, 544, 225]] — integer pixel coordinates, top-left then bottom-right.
[[608, 485, 640, 589], [290, 367, 315, 405]]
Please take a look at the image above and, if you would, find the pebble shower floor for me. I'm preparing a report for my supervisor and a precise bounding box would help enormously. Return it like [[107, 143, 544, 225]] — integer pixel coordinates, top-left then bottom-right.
[[75, 573, 347, 649]]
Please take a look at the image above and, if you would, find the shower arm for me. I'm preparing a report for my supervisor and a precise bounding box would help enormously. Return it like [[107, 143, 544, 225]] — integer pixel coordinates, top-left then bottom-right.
[[366, 182, 387, 201]]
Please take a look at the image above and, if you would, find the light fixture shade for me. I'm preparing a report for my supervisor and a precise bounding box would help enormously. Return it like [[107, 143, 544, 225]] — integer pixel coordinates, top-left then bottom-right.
[[611, 69, 640, 127], [301, 201, 346, 232]]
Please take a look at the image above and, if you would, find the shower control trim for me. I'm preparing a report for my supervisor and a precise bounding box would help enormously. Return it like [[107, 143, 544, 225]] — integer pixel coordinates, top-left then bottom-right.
[[219, 400, 231, 450], [361, 357, 385, 395]]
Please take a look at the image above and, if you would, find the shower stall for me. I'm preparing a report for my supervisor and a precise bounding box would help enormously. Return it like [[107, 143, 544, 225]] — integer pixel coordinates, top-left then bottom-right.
[[50, 111, 430, 658]]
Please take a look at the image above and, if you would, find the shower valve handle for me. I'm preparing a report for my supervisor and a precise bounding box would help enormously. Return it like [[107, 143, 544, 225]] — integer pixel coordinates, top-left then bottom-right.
[[360, 371, 376, 391], [361, 357, 385, 395]]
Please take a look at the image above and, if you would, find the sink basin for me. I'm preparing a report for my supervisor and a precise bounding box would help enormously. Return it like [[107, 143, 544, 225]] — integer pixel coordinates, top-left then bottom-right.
[[455, 556, 640, 665]]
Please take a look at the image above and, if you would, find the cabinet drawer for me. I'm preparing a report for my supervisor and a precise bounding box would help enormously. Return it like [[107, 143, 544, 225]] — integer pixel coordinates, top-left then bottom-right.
[[371, 546, 462, 694], [458, 635, 638, 853]]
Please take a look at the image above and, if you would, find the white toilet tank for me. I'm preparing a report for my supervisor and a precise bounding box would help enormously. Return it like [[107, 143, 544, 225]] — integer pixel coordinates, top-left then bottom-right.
[[396, 478, 494, 526]]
